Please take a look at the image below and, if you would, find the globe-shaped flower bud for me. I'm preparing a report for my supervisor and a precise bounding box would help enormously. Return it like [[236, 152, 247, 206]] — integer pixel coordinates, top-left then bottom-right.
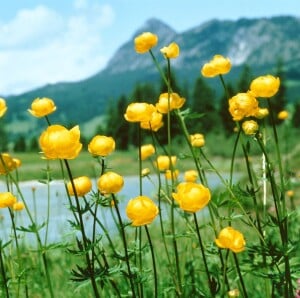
[[97, 171, 124, 194], [215, 227, 246, 253], [88, 135, 115, 157], [134, 32, 158, 54], [28, 97, 57, 117], [67, 176, 92, 197]]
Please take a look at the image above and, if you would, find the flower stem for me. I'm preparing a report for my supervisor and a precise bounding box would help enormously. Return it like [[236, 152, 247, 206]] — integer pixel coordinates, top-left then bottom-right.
[[232, 252, 248, 298]]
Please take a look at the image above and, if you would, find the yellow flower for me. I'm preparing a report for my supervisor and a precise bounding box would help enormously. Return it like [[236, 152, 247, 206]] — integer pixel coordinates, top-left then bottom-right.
[[97, 171, 124, 194], [0, 153, 17, 174], [0, 192, 17, 208], [28, 97, 57, 118], [184, 170, 198, 182], [172, 182, 211, 213], [155, 155, 177, 171], [141, 168, 150, 177], [242, 120, 259, 135], [228, 92, 259, 121], [255, 108, 269, 119], [201, 55, 231, 77], [250, 75, 280, 98], [67, 176, 92, 197], [160, 42, 180, 59], [165, 169, 179, 180], [0, 98, 8, 117], [124, 102, 156, 122], [12, 158, 22, 168], [13, 201, 25, 211], [190, 133, 205, 147], [278, 110, 289, 120], [39, 125, 82, 159], [88, 135, 115, 157], [140, 111, 164, 131], [286, 190, 294, 197], [126, 195, 159, 226], [134, 32, 158, 54], [228, 289, 240, 297], [215, 227, 246, 253], [156, 92, 185, 113], [140, 144, 155, 160]]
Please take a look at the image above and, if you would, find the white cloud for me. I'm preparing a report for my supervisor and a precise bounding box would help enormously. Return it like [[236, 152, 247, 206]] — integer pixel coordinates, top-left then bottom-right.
[[0, 1, 115, 95]]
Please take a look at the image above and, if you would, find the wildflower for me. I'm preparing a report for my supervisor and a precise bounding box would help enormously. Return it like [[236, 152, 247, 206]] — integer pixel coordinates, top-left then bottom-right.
[[140, 144, 155, 160], [250, 75, 280, 98], [215, 227, 246, 253], [134, 32, 158, 54], [124, 102, 156, 122], [140, 111, 164, 131], [0, 153, 17, 174], [160, 42, 180, 59], [228, 92, 259, 121], [172, 182, 211, 213], [156, 92, 185, 113], [13, 201, 25, 211], [0, 98, 8, 117], [126, 195, 159, 226], [278, 110, 289, 120], [28, 97, 57, 118], [88, 135, 115, 157], [242, 120, 259, 135], [228, 289, 240, 297], [255, 107, 269, 119], [0, 192, 17, 208], [190, 133, 205, 147], [141, 168, 150, 177], [201, 55, 231, 77], [155, 155, 177, 171], [97, 171, 124, 194], [165, 169, 179, 180], [12, 158, 22, 168], [67, 176, 92, 197], [286, 190, 294, 197], [39, 125, 82, 159], [184, 170, 198, 182]]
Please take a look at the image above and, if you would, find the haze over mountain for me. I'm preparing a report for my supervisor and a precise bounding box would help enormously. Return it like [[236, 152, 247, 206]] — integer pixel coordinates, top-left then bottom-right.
[[4, 15, 300, 137]]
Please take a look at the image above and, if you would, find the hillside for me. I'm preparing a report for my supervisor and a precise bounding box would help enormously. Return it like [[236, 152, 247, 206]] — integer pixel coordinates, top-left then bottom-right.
[[3, 15, 300, 138]]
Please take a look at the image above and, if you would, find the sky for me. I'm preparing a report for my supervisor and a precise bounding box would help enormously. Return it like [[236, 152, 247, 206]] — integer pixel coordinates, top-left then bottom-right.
[[0, 0, 299, 96]]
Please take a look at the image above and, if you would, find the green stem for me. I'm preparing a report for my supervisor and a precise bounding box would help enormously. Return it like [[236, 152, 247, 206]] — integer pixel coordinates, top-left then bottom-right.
[[63, 159, 100, 298], [232, 252, 248, 298], [194, 213, 214, 297], [0, 242, 10, 298], [112, 194, 136, 298], [145, 225, 158, 298]]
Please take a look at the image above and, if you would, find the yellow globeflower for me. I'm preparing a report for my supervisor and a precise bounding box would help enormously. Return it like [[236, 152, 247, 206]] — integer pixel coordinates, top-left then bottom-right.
[[160, 42, 180, 59], [190, 133, 205, 147], [278, 110, 289, 120], [141, 168, 151, 177], [97, 171, 124, 194], [228, 92, 259, 121], [39, 125, 82, 160], [215, 227, 246, 253], [0, 192, 17, 208], [250, 75, 280, 98], [156, 92, 186, 113], [155, 155, 177, 171], [88, 135, 115, 157], [184, 170, 198, 182], [0, 153, 17, 174], [12, 158, 22, 168], [140, 144, 155, 160], [124, 102, 156, 122], [165, 169, 179, 180], [172, 182, 211, 213], [67, 176, 92, 197], [28, 97, 57, 118], [255, 108, 269, 119], [201, 55, 231, 77], [228, 289, 240, 297], [126, 196, 159, 226], [0, 98, 8, 117], [134, 32, 158, 54], [140, 111, 164, 131], [13, 201, 25, 211], [242, 120, 259, 135]]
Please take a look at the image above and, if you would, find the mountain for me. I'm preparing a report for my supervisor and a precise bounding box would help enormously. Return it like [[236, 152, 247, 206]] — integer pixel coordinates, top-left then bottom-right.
[[4, 16, 300, 138]]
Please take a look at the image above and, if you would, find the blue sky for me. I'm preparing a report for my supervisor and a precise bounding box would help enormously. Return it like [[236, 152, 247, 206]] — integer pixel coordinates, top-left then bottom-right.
[[0, 0, 299, 95]]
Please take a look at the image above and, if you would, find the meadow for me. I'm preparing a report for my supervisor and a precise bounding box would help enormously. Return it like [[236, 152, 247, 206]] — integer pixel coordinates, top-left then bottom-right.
[[1, 32, 300, 298]]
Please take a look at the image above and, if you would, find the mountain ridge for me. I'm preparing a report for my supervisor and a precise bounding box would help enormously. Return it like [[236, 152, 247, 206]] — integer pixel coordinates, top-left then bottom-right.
[[3, 15, 300, 137]]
